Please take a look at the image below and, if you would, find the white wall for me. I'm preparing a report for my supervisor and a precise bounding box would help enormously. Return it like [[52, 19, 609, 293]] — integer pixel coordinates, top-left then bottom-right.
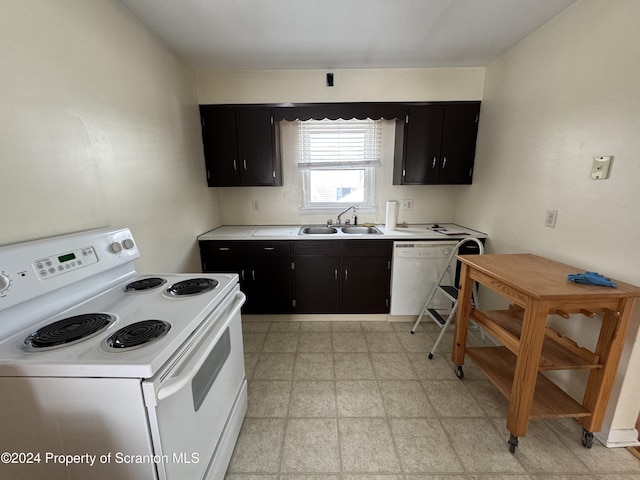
[[197, 67, 485, 104], [196, 68, 485, 225], [1, 0, 221, 272], [456, 0, 640, 445]]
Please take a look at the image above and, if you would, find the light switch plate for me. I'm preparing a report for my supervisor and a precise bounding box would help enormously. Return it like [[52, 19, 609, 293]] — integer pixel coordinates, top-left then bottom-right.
[[591, 155, 612, 179]]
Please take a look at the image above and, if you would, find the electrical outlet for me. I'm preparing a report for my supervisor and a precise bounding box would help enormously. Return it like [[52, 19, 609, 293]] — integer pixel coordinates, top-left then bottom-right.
[[251, 201, 259, 212], [400, 199, 413, 211], [545, 209, 558, 228]]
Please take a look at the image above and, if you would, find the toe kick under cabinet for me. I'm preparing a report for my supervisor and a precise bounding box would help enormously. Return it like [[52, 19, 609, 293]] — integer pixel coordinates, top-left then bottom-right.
[[452, 254, 640, 453]]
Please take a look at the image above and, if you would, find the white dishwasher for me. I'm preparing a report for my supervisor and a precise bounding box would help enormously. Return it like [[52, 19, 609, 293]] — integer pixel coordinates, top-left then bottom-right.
[[390, 241, 459, 315]]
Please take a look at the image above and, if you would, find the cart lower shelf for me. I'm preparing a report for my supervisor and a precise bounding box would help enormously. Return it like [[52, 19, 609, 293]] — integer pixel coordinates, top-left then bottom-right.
[[465, 346, 591, 419]]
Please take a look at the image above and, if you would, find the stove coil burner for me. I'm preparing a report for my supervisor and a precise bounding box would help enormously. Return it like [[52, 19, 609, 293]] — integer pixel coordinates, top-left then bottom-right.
[[165, 278, 218, 297], [24, 313, 113, 350], [106, 320, 171, 349], [125, 277, 167, 292]]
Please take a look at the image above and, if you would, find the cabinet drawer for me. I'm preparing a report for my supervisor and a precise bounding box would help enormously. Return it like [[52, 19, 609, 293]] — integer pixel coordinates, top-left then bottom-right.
[[246, 241, 291, 255], [340, 240, 392, 257], [199, 241, 246, 256], [293, 240, 340, 256]]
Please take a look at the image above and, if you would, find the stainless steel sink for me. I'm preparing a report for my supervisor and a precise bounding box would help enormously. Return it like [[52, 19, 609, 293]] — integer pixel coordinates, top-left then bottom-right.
[[341, 226, 382, 234], [298, 226, 338, 235]]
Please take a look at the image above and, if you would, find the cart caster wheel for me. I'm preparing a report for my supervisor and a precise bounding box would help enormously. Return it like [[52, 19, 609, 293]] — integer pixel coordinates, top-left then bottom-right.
[[508, 434, 519, 454], [455, 365, 464, 379], [581, 429, 593, 449], [428, 353, 434, 359]]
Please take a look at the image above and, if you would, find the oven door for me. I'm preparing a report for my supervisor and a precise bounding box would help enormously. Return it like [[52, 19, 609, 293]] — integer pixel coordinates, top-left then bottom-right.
[[142, 286, 246, 480]]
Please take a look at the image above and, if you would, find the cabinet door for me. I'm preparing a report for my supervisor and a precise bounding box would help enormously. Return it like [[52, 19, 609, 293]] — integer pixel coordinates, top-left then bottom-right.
[[401, 106, 444, 185], [394, 103, 480, 185], [236, 108, 277, 186], [245, 256, 293, 314], [438, 104, 480, 185], [293, 241, 341, 313], [199, 241, 246, 276], [200, 108, 240, 186], [294, 256, 340, 313], [199, 241, 248, 310], [341, 256, 391, 313]]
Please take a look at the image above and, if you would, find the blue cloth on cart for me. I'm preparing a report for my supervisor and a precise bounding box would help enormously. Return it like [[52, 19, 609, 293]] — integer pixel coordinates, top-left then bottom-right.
[[567, 271, 616, 288]]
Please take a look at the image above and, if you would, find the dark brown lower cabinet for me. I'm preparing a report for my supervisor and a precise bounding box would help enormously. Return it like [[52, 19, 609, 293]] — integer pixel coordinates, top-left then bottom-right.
[[199, 239, 392, 314], [244, 255, 293, 314], [341, 256, 391, 313], [339, 240, 392, 314], [293, 241, 340, 313], [294, 256, 340, 313], [199, 240, 293, 314]]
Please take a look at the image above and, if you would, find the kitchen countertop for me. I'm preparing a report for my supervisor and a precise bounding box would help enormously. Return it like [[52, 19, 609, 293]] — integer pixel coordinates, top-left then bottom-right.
[[198, 223, 487, 241]]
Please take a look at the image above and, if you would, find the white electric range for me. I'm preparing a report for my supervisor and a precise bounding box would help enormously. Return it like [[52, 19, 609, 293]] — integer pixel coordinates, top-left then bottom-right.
[[0, 227, 247, 480]]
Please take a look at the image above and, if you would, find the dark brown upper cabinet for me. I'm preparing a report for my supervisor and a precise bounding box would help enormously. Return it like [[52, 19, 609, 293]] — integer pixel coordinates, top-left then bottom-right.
[[199, 106, 282, 186], [393, 102, 480, 185]]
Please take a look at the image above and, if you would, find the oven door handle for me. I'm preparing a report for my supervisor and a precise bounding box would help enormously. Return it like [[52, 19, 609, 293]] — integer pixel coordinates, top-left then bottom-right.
[[156, 291, 246, 401]]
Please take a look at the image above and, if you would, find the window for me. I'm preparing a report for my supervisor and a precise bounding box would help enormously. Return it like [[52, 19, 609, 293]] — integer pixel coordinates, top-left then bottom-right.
[[298, 118, 381, 212]]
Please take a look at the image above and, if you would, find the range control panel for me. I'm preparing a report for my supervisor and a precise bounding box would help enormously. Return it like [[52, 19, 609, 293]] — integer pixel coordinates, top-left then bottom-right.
[[393, 241, 458, 259], [0, 227, 139, 310], [34, 246, 98, 279]]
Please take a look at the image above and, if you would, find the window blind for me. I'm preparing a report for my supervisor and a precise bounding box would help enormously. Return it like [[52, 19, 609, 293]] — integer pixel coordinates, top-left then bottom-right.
[[297, 119, 382, 169]]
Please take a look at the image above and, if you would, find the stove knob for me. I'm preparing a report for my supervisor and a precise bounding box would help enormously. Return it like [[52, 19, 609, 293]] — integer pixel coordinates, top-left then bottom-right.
[[122, 238, 135, 250], [0, 273, 10, 292], [110, 241, 123, 253]]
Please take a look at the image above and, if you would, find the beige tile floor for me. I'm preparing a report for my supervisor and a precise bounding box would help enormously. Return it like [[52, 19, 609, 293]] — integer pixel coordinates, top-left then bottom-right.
[[225, 320, 640, 480]]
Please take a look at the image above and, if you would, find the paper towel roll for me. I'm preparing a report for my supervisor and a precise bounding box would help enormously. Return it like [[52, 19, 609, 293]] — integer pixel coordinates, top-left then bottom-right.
[[385, 201, 397, 231]]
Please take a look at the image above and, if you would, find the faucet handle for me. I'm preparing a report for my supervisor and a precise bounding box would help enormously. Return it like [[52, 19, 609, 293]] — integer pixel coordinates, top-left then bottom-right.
[[326, 219, 333, 226]]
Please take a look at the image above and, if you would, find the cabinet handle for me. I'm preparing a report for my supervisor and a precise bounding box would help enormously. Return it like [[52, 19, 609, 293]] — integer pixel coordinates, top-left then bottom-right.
[[251, 270, 255, 281], [218, 247, 230, 251], [432, 157, 437, 169], [243, 159, 247, 170], [334, 269, 338, 280], [233, 159, 238, 171], [263, 247, 275, 251], [442, 157, 447, 168], [344, 269, 348, 280], [241, 269, 245, 281]]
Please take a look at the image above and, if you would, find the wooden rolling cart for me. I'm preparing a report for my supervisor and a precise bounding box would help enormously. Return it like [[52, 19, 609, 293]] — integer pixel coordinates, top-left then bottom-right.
[[452, 254, 640, 453]]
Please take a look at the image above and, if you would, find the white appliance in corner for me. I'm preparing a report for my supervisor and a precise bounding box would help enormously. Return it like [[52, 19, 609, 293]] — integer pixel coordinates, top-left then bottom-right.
[[0, 227, 247, 480], [390, 241, 459, 315]]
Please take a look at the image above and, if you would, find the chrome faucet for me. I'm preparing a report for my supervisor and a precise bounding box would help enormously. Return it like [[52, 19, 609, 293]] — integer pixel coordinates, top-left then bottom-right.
[[336, 205, 357, 225]]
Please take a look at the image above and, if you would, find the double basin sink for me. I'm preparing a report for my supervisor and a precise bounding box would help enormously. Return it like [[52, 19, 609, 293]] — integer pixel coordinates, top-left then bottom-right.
[[299, 225, 382, 235]]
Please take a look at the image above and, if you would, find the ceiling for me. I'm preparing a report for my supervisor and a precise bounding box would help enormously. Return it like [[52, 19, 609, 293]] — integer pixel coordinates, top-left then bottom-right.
[[117, 0, 576, 70]]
